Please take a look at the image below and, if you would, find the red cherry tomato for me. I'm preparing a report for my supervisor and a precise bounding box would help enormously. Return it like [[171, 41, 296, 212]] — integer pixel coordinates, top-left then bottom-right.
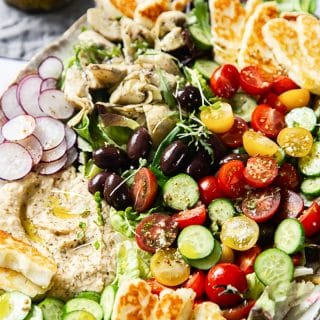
[[235, 245, 262, 275], [299, 202, 320, 238], [273, 163, 300, 191], [183, 270, 206, 298], [146, 278, 171, 295], [210, 64, 240, 99], [172, 205, 206, 229], [277, 190, 304, 220], [217, 160, 246, 198], [219, 117, 249, 148], [259, 91, 287, 114], [135, 214, 178, 253], [242, 187, 281, 223], [205, 263, 248, 308], [292, 252, 303, 267], [243, 156, 278, 188], [239, 66, 272, 96], [198, 176, 224, 205], [251, 104, 285, 138], [272, 76, 299, 95], [131, 167, 158, 212], [223, 300, 256, 320]]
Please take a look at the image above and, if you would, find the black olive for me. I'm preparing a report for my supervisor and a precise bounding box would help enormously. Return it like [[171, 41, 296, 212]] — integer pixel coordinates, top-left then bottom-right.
[[257, 222, 275, 248], [103, 173, 132, 210], [219, 153, 249, 166], [88, 172, 111, 195], [185, 149, 212, 180], [206, 133, 228, 168], [160, 140, 189, 176], [177, 85, 202, 111], [127, 127, 152, 163], [93, 146, 129, 171]]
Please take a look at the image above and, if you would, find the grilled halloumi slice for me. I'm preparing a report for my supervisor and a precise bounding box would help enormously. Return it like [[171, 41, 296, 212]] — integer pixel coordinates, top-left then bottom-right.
[[109, 0, 137, 18], [0, 230, 57, 288], [0, 268, 47, 298], [238, 2, 283, 75], [192, 302, 226, 320]]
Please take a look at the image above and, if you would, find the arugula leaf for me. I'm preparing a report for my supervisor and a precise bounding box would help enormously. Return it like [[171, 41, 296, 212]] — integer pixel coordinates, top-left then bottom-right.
[[193, 0, 212, 41], [157, 69, 176, 108]]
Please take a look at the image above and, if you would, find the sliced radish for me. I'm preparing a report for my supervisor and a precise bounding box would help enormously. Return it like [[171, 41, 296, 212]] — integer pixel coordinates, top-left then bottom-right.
[[41, 78, 58, 92], [2, 115, 36, 141], [35, 153, 67, 175], [18, 75, 46, 117], [1, 85, 26, 119], [0, 142, 32, 181], [38, 56, 63, 80], [17, 135, 43, 165], [64, 125, 76, 150], [41, 139, 67, 162], [0, 110, 7, 143], [33, 116, 65, 150], [64, 147, 78, 168], [39, 89, 74, 120]]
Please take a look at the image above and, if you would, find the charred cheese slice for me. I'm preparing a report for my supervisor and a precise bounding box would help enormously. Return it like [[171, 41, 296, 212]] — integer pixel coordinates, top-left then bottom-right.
[[192, 302, 226, 320], [0, 230, 57, 288], [109, 0, 137, 18]]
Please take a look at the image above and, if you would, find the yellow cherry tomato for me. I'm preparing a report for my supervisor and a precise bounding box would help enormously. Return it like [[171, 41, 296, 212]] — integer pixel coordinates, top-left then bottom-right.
[[220, 216, 259, 251], [200, 102, 234, 133], [219, 244, 234, 263], [277, 127, 313, 157], [243, 131, 278, 157], [278, 88, 310, 110]]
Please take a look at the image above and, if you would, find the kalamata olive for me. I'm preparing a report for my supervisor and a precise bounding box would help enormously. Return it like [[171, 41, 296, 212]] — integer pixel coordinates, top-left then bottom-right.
[[206, 133, 228, 168], [93, 146, 129, 171], [160, 140, 189, 176], [185, 149, 212, 180], [127, 127, 152, 163], [177, 85, 202, 110], [103, 173, 132, 210], [219, 153, 249, 166], [257, 222, 275, 247], [88, 172, 111, 195]]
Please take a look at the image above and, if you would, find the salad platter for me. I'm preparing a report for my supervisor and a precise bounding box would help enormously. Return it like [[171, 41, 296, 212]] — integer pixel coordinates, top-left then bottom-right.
[[0, 0, 320, 319]]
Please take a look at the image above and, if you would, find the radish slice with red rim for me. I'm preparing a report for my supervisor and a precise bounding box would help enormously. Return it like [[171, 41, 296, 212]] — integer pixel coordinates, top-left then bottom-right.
[[0, 142, 33, 180], [0, 110, 7, 143], [35, 153, 67, 175], [33, 116, 65, 150], [1, 85, 26, 119], [64, 125, 76, 150], [38, 56, 63, 80], [17, 135, 43, 165], [41, 139, 67, 162], [64, 146, 78, 168], [40, 78, 57, 92], [18, 75, 46, 117], [39, 89, 74, 120], [2, 115, 36, 141]]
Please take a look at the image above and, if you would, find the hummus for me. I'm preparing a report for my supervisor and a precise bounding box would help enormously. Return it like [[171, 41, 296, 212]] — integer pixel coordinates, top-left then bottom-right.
[[0, 167, 116, 300]]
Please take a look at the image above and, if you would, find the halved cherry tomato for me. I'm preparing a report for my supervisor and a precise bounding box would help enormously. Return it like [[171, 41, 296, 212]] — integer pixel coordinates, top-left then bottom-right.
[[131, 167, 158, 212], [172, 205, 206, 229], [259, 91, 287, 114], [298, 202, 320, 238], [219, 117, 249, 148], [135, 214, 178, 253], [243, 131, 278, 157], [235, 245, 262, 275], [251, 104, 285, 138], [243, 156, 278, 188], [146, 278, 171, 295], [273, 163, 300, 190], [223, 300, 255, 320], [205, 263, 248, 308], [277, 190, 304, 220], [210, 64, 240, 99], [198, 176, 224, 205], [239, 66, 272, 96], [217, 160, 246, 198], [241, 187, 281, 223], [183, 270, 206, 298], [272, 76, 299, 95]]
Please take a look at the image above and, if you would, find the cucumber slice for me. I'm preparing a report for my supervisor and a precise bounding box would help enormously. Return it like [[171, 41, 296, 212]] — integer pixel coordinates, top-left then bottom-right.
[[163, 173, 199, 210], [26, 306, 43, 320], [194, 59, 219, 80], [274, 218, 305, 254], [298, 142, 320, 176], [285, 107, 317, 132], [62, 311, 95, 320], [231, 93, 257, 122], [64, 299, 103, 320], [189, 24, 212, 50], [0, 291, 31, 320], [100, 285, 117, 320], [38, 298, 64, 320], [178, 225, 214, 260], [184, 238, 221, 270], [208, 198, 235, 227], [301, 176, 320, 197], [75, 292, 101, 303], [254, 248, 294, 286]]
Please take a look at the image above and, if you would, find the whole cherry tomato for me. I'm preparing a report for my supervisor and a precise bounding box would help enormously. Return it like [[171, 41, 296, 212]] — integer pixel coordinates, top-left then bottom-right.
[[271, 76, 299, 95], [235, 245, 262, 275], [299, 202, 320, 238], [183, 270, 206, 298], [198, 176, 224, 205], [259, 91, 287, 114]]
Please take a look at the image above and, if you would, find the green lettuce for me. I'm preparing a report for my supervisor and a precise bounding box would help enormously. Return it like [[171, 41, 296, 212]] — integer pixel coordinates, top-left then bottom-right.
[[264, 0, 317, 14]]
